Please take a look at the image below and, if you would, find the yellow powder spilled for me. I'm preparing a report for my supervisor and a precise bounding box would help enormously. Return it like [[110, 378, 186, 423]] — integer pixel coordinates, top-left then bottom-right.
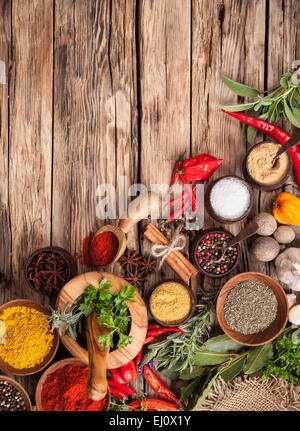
[[0, 306, 54, 369], [247, 142, 290, 185], [150, 282, 192, 325]]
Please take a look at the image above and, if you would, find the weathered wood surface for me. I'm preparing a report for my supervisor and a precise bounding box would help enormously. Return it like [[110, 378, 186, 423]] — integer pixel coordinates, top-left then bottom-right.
[[0, 0, 299, 403]]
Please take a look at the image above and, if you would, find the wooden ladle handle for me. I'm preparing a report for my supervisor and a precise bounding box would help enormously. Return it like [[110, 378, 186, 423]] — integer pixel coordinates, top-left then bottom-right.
[[86, 313, 110, 401]]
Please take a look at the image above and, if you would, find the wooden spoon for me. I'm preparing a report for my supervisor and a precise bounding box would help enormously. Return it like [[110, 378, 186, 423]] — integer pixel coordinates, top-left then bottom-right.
[[86, 312, 110, 401], [92, 191, 161, 265]]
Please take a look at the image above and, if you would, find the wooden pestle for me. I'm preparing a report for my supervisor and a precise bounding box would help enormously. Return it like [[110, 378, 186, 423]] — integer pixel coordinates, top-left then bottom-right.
[[86, 312, 110, 401]]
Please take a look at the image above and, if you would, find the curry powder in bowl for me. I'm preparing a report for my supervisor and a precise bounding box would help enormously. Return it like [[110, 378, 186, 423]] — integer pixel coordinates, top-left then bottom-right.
[[149, 281, 194, 326]]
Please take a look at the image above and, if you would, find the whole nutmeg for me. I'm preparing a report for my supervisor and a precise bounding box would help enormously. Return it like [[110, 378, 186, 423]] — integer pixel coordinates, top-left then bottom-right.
[[251, 236, 280, 262], [253, 212, 277, 236], [273, 225, 295, 244]]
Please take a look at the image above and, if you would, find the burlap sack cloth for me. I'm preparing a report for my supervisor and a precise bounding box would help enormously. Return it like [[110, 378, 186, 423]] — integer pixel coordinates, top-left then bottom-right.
[[197, 376, 300, 411]]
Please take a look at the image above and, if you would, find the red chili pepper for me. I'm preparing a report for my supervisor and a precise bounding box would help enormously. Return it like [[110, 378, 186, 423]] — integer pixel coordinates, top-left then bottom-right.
[[147, 323, 160, 331], [177, 154, 223, 182], [169, 160, 183, 193], [179, 174, 199, 212], [115, 360, 137, 384], [110, 368, 127, 385], [129, 399, 179, 411], [107, 379, 136, 396], [147, 328, 186, 337], [167, 185, 196, 208], [109, 386, 128, 400], [144, 366, 180, 404], [135, 335, 157, 365], [167, 198, 191, 223], [222, 110, 300, 187]]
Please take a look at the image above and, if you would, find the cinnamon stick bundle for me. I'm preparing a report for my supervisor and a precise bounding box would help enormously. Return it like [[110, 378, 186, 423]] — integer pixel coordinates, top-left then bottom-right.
[[144, 223, 198, 283]]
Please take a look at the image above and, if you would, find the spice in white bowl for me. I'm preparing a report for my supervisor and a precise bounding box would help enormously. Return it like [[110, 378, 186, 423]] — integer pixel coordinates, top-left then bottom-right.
[[209, 177, 251, 220]]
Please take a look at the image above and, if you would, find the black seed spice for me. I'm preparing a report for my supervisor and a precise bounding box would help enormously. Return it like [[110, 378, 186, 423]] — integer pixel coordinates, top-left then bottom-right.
[[0, 380, 27, 411], [224, 280, 278, 335]]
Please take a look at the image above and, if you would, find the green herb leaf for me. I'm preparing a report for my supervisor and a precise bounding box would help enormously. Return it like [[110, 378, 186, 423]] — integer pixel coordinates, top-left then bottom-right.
[[284, 98, 300, 127], [218, 102, 258, 112], [179, 366, 205, 380], [221, 75, 260, 97], [201, 334, 244, 353], [180, 376, 202, 403], [194, 351, 234, 366], [244, 343, 273, 374], [159, 368, 180, 380], [219, 356, 245, 382]]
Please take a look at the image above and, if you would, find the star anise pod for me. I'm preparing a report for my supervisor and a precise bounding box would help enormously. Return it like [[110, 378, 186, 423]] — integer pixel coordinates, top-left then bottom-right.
[[138, 255, 157, 275], [119, 249, 142, 274], [125, 269, 145, 289]]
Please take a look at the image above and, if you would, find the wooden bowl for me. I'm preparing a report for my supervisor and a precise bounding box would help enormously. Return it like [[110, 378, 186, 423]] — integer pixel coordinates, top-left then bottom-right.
[[24, 246, 77, 296], [0, 375, 33, 411], [205, 175, 254, 224], [191, 228, 240, 278], [0, 299, 59, 375], [216, 272, 289, 346], [56, 272, 148, 369], [35, 358, 110, 411], [244, 141, 292, 191], [149, 280, 196, 327]]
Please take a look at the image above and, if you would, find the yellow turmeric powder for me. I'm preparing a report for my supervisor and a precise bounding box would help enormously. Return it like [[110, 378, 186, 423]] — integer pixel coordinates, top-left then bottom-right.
[[0, 306, 54, 369]]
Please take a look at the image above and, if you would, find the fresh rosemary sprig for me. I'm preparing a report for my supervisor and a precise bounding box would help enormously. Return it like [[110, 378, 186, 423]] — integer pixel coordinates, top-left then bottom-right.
[[46, 303, 84, 339], [219, 69, 300, 144]]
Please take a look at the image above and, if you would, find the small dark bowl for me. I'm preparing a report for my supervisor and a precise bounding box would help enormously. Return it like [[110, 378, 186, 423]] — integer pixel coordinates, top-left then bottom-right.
[[149, 280, 196, 327], [205, 175, 254, 224], [192, 228, 240, 278], [25, 246, 77, 296], [244, 141, 292, 191]]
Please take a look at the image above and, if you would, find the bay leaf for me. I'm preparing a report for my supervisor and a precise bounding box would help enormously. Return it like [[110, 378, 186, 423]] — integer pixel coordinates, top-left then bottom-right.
[[221, 75, 260, 97], [179, 366, 205, 381], [179, 376, 202, 403], [194, 350, 233, 366], [201, 334, 244, 353], [190, 370, 219, 410], [244, 343, 273, 375], [219, 356, 245, 383], [159, 368, 179, 380]]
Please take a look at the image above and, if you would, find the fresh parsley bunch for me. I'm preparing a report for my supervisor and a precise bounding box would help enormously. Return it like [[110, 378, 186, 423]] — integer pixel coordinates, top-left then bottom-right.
[[74, 278, 136, 350]]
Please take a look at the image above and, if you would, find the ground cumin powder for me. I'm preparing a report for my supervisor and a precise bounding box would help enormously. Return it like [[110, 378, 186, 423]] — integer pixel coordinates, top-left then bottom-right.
[[150, 282, 192, 325]]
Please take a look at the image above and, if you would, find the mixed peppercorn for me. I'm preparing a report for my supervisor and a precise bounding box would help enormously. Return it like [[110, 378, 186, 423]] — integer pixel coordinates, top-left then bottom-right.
[[0, 380, 27, 411]]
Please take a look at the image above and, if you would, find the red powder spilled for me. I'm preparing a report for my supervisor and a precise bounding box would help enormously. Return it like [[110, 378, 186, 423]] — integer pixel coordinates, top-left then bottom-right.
[[41, 364, 106, 411]]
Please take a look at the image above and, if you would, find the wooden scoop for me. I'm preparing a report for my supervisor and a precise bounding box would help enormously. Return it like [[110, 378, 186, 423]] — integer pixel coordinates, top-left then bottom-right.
[[92, 191, 161, 265], [86, 312, 110, 401]]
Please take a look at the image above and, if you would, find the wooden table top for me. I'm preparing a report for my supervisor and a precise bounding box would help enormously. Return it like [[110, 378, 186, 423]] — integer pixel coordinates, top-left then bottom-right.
[[0, 0, 299, 403]]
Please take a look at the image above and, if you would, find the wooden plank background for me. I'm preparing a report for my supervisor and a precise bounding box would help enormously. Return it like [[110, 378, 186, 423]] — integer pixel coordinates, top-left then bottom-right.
[[0, 0, 299, 403]]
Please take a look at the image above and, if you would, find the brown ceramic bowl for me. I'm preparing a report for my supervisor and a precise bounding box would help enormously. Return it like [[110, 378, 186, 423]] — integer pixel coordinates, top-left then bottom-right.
[[25, 246, 77, 296], [244, 141, 292, 191], [216, 272, 289, 346], [149, 280, 196, 327], [191, 228, 240, 278], [35, 358, 111, 411], [0, 375, 33, 411], [205, 175, 254, 224], [0, 299, 59, 376]]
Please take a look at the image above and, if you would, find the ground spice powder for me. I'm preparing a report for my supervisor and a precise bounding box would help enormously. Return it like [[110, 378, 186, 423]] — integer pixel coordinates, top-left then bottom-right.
[[0, 306, 54, 369], [41, 364, 106, 411], [150, 282, 192, 325], [90, 231, 119, 266]]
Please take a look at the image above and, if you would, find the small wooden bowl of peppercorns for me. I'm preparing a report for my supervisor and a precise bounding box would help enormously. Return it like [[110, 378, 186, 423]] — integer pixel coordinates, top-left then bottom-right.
[[192, 228, 240, 278], [0, 375, 32, 411], [25, 246, 77, 296]]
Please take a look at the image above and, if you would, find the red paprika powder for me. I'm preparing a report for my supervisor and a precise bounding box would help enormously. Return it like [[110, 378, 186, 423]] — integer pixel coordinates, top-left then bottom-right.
[[41, 364, 106, 411], [90, 231, 119, 266]]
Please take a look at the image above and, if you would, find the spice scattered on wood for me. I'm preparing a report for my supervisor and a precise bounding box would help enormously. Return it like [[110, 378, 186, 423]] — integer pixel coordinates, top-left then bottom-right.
[[150, 282, 192, 325], [224, 280, 278, 335], [209, 177, 251, 220], [119, 249, 142, 273], [0, 306, 54, 369], [0, 380, 27, 411], [195, 231, 239, 275], [27, 250, 69, 294], [90, 231, 119, 266], [41, 364, 106, 411]]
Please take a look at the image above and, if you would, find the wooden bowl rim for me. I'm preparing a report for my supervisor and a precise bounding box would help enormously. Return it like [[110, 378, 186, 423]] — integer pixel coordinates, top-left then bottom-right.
[[0, 374, 33, 411], [149, 279, 196, 327], [244, 141, 292, 191], [216, 272, 289, 346], [35, 358, 111, 411], [92, 225, 127, 265], [205, 175, 254, 224], [0, 299, 59, 376], [56, 272, 148, 369], [24, 246, 77, 296], [191, 228, 240, 278]]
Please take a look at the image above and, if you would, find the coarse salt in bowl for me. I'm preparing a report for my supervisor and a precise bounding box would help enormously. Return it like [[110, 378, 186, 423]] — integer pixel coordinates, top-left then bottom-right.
[[206, 175, 253, 223]]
